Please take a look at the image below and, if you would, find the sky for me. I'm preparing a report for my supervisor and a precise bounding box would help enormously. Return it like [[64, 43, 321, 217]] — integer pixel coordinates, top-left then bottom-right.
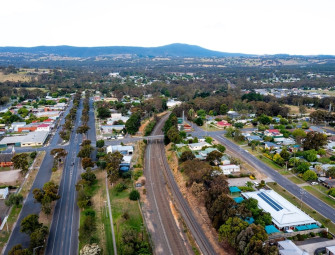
[[1, 0, 335, 55]]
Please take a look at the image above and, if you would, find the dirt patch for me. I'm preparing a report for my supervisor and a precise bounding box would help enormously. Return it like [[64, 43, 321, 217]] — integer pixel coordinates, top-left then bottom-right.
[[0, 170, 22, 186], [165, 144, 231, 255]]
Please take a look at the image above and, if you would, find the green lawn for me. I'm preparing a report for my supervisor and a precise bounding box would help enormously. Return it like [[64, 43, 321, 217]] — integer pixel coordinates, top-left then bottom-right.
[[288, 176, 305, 184], [303, 186, 335, 208], [109, 182, 150, 254], [279, 170, 292, 176], [267, 182, 335, 234], [101, 208, 114, 255]]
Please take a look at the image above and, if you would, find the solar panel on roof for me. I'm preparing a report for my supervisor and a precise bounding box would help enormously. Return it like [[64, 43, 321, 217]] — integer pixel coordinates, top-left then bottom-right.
[[257, 192, 283, 211]]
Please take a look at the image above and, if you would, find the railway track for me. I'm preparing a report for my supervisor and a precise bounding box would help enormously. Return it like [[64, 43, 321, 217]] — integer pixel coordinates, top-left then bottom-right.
[[146, 114, 216, 255]]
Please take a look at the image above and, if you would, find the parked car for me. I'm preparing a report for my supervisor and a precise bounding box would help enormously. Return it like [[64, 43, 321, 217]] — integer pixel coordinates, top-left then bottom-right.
[[311, 182, 318, 185]]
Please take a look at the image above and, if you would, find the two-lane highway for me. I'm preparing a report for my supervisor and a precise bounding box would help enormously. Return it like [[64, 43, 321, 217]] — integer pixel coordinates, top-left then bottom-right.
[[45, 99, 86, 255]]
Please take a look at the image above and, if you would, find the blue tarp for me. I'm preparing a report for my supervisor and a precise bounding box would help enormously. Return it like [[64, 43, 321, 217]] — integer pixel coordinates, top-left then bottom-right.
[[265, 225, 280, 234], [229, 186, 241, 193], [234, 197, 244, 203], [120, 166, 129, 172], [245, 217, 255, 225], [295, 224, 319, 231]]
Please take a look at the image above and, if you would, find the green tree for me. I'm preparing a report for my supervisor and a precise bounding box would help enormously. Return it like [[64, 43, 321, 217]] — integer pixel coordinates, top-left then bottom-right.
[[194, 117, 203, 126], [12, 153, 29, 175], [303, 170, 318, 181], [167, 126, 181, 144], [20, 214, 42, 235], [129, 190, 140, 201], [303, 131, 327, 150], [218, 217, 248, 247], [215, 144, 226, 153], [292, 128, 307, 144], [97, 107, 111, 119], [296, 161, 311, 173], [105, 151, 123, 183], [96, 139, 105, 148], [5, 194, 23, 207], [219, 104, 228, 115], [82, 157, 94, 169], [76, 124, 90, 134], [280, 148, 290, 161], [125, 112, 141, 135], [180, 151, 195, 162], [206, 151, 223, 164], [81, 169, 97, 185], [273, 153, 284, 166], [8, 244, 30, 255], [30, 225, 48, 250]]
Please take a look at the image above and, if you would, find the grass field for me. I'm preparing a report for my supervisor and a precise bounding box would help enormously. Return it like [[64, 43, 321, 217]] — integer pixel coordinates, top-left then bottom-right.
[[257, 155, 283, 170], [267, 182, 335, 234], [303, 186, 335, 208], [109, 180, 149, 254], [288, 176, 305, 184], [0, 72, 32, 82]]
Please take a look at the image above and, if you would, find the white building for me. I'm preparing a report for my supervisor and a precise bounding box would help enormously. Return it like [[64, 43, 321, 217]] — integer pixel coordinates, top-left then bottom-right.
[[242, 189, 317, 231], [37, 124, 51, 132], [167, 99, 182, 108], [107, 145, 133, 155], [326, 245, 335, 255], [188, 142, 210, 151], [219, 164, 240, 175], [0, 131, 49, 147], [278, 240, 306, 255], [0, 187, 9, 199], [11, 122, 26, 132]]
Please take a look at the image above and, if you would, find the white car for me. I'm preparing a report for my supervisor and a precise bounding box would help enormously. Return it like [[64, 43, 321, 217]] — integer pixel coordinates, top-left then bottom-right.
[[311, 182, 318, 185]]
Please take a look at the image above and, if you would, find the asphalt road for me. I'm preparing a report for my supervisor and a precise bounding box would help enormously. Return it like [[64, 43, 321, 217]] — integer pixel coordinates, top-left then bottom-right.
[[45, 99, 87, 255], [2, 101, 73, 255]]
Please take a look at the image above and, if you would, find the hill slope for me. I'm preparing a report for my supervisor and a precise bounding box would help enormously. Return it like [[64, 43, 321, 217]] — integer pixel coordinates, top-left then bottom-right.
[[0, 43, 247, 58]]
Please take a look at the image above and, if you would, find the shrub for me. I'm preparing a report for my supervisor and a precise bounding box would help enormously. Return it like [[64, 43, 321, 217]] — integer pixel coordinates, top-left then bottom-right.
[[129, 190, 140, 201], [115, 182, 128, 193]]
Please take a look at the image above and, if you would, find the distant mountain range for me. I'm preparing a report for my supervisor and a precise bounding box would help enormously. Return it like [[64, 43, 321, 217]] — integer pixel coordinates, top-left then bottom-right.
[[0, 43, 249, 58]]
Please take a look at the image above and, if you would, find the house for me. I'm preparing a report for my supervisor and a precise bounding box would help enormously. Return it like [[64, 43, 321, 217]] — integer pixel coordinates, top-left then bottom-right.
[[264, 142, 281, 150], [0, 149, 14, 167], [327, 142, 335, 151], [227, 111, 240, 119], [242, 189, 317, 231], [264, 129, 282, 137], [198, 148, 218, 158], [188, 142, 210, 151], [274, 137, 295, 145], [106, 145, 133, 155], [320, 178, 335, 189], [37, 124, 51, 132], [167, 99, 182, 108], [0, 187, 9, 199], [278, 240, 305, 255], [326, 245, 335, 255], [0, 131, 49, 147], [101, 125, 125, 134], [216, 120, 231, 129], [183, 123, 192, 132], [220, 164, 240, 175], [246, 135, 263, 142], [221, 155, 231, 165], [11, 122, 26, 132]]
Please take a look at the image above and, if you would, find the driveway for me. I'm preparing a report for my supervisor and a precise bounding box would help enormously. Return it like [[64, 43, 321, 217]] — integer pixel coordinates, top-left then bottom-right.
[[297, 237, 335, 254]]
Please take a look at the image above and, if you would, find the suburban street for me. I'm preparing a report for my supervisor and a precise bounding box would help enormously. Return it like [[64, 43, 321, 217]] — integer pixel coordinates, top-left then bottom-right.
[[45, 99, 84, 255], [2, 100, 74, 254]]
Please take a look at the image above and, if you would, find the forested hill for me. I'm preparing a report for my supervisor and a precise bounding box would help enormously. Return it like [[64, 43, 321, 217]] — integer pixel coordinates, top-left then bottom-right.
[[0, 43, 248, 58]]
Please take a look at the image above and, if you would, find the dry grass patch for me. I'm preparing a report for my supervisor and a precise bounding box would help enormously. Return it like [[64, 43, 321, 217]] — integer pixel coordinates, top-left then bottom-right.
[[0, 72, 32, 82]]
